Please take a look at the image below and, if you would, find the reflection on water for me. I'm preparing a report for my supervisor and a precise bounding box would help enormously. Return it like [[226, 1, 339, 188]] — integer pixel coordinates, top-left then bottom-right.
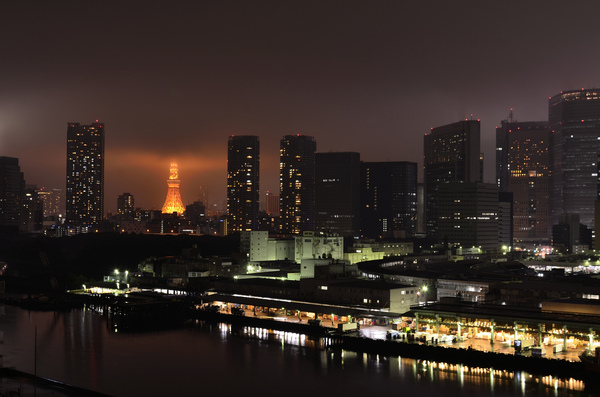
[[192, 319, 591, 397], [0, 305, 596, 397]]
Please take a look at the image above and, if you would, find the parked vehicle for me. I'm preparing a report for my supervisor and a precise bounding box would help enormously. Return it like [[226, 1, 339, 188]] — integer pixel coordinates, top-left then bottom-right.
[[231, 307, 245, 316], [338, 322, 358, 333]]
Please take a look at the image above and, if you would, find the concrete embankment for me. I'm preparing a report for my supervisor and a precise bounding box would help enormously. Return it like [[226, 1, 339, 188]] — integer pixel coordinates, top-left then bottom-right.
[[193, 310, 590, 381]]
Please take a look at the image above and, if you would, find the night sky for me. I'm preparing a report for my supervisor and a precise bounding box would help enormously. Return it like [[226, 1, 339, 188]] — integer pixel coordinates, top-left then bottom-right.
[[3, 1, 600, 213]]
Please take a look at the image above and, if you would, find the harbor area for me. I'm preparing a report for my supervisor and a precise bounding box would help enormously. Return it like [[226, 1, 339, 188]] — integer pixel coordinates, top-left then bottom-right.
[[196, 299, 589, 363]]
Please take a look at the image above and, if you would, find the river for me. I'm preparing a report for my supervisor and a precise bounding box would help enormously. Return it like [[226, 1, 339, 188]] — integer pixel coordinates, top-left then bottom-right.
[[0, 304, 595, 397]]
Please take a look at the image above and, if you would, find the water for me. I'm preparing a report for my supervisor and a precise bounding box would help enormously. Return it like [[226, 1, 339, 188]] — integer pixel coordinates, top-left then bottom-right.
[[0, 304, 594, 397]]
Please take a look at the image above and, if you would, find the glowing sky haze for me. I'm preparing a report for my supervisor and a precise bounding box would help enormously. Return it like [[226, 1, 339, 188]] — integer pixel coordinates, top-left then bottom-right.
[[3, 1, 600, 213]]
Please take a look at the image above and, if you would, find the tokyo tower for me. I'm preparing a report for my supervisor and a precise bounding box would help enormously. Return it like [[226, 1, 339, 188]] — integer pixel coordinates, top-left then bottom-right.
[[161, 162, 185, 215]]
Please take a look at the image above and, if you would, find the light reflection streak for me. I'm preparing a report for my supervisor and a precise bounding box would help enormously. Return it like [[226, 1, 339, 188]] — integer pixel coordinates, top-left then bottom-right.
[[197, 320, 588, 396], [414, 360, 585, 396]]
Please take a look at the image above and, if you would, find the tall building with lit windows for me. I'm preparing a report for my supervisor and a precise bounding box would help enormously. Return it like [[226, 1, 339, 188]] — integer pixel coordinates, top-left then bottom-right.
[[496, 120, 550, 243], [424, 120, 482, 238], [227, 135, 260, 232], [279, 135, 316, 234], [549, 89, 600, 228], [66, 121, 105, 228], [360, 161, 417, 239]]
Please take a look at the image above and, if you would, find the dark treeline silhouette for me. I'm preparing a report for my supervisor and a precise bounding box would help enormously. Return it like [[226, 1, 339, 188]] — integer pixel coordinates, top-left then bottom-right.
[[0, 232, 239, 293]]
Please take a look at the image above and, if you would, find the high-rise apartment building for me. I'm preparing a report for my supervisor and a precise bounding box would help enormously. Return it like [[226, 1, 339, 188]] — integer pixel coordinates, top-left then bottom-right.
[[549, 89, 600, 228], [0, 157, 25, 232], [496, 120, 550, 243], [66, 122, 105, 227], [227, 135, 260, 232], [39, 188, 65, 219], [279, 135, 316, 234], [265, 191, 279, 216], [360, 161, 417, 239], [315, 152, 360, 237], [424, 120, 482, 238], [22, 185, 43, 233], [117, 193, 135, 220]]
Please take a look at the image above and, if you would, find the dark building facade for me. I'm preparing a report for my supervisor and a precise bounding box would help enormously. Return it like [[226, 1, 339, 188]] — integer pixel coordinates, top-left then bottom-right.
[[360, 161, 418, 239], [117, 193, 135, 220], [552, 213, 592, 253], [498, 192, 514, 249], [438, 182, 499, 252], [496, 120, 551, 243], [279, 135, 316, 234], [22, 185, 43, 233], [424, 120, 482, 238], [315, 152, 360, 237], [66, 121, 105, 228], [0, 156, 25, 233], [550, 89, 600, 229], [227, 135, 260, 232]]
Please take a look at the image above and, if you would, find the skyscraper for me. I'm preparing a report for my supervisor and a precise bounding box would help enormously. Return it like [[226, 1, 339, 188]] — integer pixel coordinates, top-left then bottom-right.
[[315, 152, 360, 237], [227, 135, 260, 232], [496, 120, 550, 243], [279, 135, 316, 234], [360, 161, 417, 239], [66, 121, 105, 228], [0, 157, 25, 232], [161, 163, 185, 215], [549, 89, 600, 228], [424, 120, 482, 238]]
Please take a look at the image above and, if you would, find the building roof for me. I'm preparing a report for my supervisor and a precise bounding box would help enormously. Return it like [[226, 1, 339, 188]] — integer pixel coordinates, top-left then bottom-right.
[[409, 298, 600, 328]]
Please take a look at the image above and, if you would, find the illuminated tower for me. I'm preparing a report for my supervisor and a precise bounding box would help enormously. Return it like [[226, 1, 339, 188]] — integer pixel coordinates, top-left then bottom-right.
[[161, 163, 185, 215], [227, 135, 260, 232], [66, 121, 105, 228], [279, 134, 316, 234]]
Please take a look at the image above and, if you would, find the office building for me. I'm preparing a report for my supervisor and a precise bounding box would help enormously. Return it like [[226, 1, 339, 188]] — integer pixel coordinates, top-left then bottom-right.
[[424, 120, 482, 238], [550, 89, 600, 228], [0, 157, 25, 232], [227, 135, 260, 232], [315, 152, 360, 237], [66, 121, 105, 228], [161, 163, 185, 215], [437, 182, 499, 252], [360, 161, 418, 239], [498, 192, 514, 249], [496, 120, 550, 243], [279, 135, 316, 234]]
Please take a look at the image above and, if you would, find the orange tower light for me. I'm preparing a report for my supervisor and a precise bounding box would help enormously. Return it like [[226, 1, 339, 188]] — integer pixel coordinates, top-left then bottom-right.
[[161, 162, 186, 215]]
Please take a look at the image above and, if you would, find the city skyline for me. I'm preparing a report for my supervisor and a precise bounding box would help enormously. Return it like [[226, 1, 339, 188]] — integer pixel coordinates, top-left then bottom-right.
[[3, 2, 600, 212]]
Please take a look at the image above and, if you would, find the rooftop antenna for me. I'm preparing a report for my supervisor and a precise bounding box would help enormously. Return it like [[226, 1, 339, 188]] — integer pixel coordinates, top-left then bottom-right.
[[508, 108, 514, 123]]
